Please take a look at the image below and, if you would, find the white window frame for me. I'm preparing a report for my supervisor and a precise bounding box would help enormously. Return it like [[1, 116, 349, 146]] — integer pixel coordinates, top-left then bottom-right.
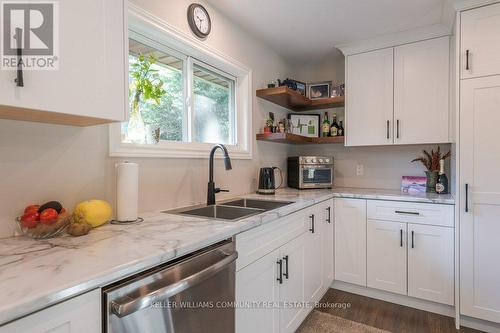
[[109, 4, 252, 159]]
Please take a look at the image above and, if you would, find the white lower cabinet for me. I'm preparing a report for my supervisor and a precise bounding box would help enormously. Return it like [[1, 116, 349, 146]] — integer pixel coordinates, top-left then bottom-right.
[[408, 223, 454, 305], [367, 220, 407, 295], [334, 198, 367, 286], [0, 289, 101, 333], [236, 249, 280, 333], [235, 200, 334, 333], [279, 233, 307, 333]]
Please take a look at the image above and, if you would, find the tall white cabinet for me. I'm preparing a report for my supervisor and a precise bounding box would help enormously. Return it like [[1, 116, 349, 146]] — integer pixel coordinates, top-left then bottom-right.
[[345, 36, 450, 146], [460, 75, 500, 323], [459, 2, 500, 324]]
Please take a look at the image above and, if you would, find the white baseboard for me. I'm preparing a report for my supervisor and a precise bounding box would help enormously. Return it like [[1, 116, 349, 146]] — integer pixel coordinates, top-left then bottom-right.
[[330, 281, 455, 318], [460, 315, 500, 333]]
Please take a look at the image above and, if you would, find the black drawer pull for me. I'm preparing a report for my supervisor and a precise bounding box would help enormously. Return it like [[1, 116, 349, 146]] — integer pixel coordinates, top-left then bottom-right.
[[411, 231, 415, 249], [14, 28, 24, 87], [386, 120, 390, 139], [326, 207, 331, 224], [465, 183, 469, 212], [466, 49, 470, 70], [400, 229, 403, 247], [395, 210, 420, 216]]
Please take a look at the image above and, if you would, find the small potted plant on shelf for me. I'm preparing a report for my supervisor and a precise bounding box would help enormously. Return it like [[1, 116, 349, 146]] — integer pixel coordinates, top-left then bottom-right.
[[411, 147, 451, 193]]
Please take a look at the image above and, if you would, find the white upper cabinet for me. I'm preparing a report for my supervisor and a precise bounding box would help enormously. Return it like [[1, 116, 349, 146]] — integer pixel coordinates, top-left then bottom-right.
[[394, 37, 450, 144], [460, 75, 500, 323], [346, 48, 394, 146], [461, 2, 500, 79], [345, 37, 450, 146], [0, 0, 127, 126]]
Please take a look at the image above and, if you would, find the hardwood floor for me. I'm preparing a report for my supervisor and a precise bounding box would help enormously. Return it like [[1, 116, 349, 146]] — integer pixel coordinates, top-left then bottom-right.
[[314, 289, 483, 333]]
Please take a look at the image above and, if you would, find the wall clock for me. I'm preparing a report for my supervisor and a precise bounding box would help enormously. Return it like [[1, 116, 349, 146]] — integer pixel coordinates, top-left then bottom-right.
[[187, 3, 211, 38]]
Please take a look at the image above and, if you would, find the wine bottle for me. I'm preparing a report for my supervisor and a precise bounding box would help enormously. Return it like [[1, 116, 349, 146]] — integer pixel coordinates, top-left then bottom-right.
[[338, 120, 344, 136], [330, 114, 339, 137], [322, 112, 330, 137], [436, 159, 449, 194]]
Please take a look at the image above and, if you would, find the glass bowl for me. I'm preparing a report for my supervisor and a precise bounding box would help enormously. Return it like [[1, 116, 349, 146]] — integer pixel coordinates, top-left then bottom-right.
[[16, 214, 70, 240]]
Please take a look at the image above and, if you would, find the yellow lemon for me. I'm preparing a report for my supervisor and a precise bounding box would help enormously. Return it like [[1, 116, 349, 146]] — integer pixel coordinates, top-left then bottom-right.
[[74, 200, 112, 228]]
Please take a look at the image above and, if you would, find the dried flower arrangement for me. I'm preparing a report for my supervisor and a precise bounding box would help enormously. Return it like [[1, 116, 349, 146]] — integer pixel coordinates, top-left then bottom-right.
[[411, 147, 451, 172]]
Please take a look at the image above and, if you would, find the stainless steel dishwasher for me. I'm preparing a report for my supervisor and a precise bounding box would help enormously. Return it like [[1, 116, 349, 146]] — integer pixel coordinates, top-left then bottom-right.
[[103, 239, 237, 333]]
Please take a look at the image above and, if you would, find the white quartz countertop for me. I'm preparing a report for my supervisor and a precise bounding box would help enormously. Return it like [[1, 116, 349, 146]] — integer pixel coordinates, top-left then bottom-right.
[[0, 187, 454, 325]]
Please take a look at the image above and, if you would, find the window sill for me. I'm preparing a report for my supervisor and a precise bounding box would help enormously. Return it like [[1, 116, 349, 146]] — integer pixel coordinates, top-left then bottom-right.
[[109, 131, 252, 159]]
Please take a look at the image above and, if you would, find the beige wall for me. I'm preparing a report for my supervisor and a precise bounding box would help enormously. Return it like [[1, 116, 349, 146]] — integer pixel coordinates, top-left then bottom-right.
[[0, 0, 292, 237]]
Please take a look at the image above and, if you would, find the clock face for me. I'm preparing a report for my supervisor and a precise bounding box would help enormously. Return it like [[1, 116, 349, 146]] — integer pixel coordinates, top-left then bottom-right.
[[188, 4, 211, 38]]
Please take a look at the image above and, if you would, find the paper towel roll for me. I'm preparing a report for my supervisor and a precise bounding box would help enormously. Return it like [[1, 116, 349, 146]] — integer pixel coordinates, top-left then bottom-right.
[[116, 162, 139, 222]]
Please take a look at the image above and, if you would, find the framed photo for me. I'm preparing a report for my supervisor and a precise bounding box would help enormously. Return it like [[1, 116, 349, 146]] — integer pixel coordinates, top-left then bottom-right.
[[401, 176, 427, 194], [293, 80, 306, 96], [308, 81, 332, 99], [287, 113, 320, 137]]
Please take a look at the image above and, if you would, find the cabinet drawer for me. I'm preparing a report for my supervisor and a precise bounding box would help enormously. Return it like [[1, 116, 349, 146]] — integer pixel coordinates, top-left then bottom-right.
[[367, 200, 454, 227], [236, 208, 310, 271]]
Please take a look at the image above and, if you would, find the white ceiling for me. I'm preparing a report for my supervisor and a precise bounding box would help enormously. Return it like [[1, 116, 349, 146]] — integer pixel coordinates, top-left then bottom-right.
[[207, 0, 452, 64]]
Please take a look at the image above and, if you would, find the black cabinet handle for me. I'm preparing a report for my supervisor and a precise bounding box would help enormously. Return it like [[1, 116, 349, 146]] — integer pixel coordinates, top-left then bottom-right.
[[411, 231, 415, 249], [465, 183, 469, 212], [14, 27, 24, 87], [276, 259, 283, 284], [283, 255, 289, 279], [395, 210, 420, 216], [400, 229, 403, 247], [309, 214, 315, 233], [386, 120, 390, 139], [326, 207, 331, 224], [466, 49, 470, 70], [396, 120, 400, 139]]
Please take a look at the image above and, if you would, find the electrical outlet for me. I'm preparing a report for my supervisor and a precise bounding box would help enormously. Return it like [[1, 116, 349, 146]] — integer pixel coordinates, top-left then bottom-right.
[[356, 164, 364, 176]]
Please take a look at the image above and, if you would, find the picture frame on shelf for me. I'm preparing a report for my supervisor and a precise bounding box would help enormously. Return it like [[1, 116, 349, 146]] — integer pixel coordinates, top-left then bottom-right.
[[287, 113, 320, 137], [308, 81, 332, 99]]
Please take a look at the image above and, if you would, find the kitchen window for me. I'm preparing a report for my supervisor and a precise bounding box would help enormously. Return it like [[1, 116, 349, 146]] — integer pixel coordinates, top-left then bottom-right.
[[110, 8, 251, 159]]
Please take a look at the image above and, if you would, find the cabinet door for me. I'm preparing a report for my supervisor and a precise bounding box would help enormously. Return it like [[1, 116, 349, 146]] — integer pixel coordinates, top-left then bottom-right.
[[279, 233, 306, 333], [319, 200, 334, 291], [407, 224, 454, 305], [367, 220, 407, 295], [346, 48, 394, 146], [303, 208, 324, 304], [334, 198, 367, 286], [460, 76, 500, 322], [0, 0, 126, 122], [0, 289, 101, 333], [394, 37, 450, 144], [236, 249, 280, 333], [461, 2, 500, 79]]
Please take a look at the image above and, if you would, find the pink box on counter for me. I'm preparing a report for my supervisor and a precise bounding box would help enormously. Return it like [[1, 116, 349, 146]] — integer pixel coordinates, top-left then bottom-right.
[[401, 176, 427, 194]]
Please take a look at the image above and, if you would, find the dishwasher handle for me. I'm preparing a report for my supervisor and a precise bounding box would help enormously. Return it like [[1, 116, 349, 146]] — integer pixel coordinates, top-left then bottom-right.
[[110, 250, 238, 318]]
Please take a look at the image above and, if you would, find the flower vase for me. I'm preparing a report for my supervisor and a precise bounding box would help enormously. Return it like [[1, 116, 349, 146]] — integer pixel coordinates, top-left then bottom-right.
[[425, 171, 439, 193], [127, 106, 146, 144]]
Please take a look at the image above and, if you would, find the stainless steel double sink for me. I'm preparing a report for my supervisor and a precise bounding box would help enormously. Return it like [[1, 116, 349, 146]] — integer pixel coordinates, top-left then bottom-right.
[[163, 198, 293, 221]]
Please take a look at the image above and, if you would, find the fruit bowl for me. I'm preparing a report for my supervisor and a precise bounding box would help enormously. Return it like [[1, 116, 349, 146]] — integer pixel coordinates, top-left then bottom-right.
[[16, 214, 70, 240]]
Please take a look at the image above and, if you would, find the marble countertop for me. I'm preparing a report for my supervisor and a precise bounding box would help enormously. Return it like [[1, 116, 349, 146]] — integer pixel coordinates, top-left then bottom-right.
[[0, 187, 454, 325]]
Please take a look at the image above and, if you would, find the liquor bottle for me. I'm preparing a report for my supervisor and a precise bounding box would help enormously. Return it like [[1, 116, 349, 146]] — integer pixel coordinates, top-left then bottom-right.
[[322, 112, 330, 137], [436, 159, 449, 194], [338, 120, 344, 136], [330, 114, 339, 137]]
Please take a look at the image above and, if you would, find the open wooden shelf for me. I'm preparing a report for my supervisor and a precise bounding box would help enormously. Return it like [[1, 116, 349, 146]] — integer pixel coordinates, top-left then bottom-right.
[[256, 86, 344, 111], [256, 132, 344, 144]]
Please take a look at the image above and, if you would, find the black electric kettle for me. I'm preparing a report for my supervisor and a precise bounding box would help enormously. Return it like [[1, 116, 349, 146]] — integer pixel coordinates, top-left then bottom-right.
[[257, 167, 283, 195]]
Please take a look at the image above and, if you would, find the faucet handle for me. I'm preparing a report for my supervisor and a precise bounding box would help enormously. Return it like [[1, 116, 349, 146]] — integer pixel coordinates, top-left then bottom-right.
[[215, 188, 229, 193]]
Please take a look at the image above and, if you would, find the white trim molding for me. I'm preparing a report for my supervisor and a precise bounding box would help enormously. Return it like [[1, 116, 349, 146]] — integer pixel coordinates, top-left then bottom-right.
[[450, 0, 500, 11], [109, 3, 253, 159], [336, 23, 452, 56]]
